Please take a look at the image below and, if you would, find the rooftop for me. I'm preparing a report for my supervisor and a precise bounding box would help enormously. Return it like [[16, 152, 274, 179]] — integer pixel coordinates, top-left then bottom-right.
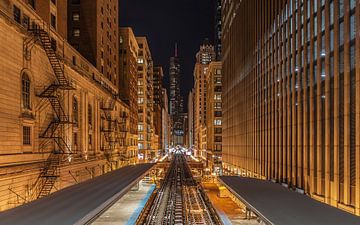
[[0, 164, 154, 225], [219, 176, 360, 225]]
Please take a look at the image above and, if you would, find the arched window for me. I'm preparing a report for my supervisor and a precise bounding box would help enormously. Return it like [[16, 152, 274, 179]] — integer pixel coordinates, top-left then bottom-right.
[[88, 104, 92, 127], [22, 73, 31, 109], [73, 97, 79, 126]]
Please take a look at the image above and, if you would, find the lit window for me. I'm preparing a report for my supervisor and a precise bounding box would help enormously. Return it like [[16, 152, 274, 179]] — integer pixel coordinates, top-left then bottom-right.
[[214, 94, 221, 101], [137, 58, 144, 64], [214, 119, 222, 126], [138, 98, 144, 104], [73, 28, 80, 37], [72, 12, 80, 21]]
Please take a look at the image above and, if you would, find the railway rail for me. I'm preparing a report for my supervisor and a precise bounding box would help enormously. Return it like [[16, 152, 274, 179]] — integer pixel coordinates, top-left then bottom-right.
[[137, 154, 222, 225]]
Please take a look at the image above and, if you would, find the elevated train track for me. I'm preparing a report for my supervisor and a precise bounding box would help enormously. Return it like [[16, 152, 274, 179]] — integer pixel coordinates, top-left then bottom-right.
[[137, 154, 221, 225]]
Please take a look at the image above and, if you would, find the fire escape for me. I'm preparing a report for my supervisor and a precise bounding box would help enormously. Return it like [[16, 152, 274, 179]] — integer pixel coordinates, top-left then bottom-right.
[[28, 24, 74, 199], [101, 99, 128, 164]]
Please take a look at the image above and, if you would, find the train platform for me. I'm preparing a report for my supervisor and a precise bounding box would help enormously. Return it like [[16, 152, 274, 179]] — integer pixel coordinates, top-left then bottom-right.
[[219, 176, 360, 225], [91, 181, 156, 225], [0, 164, 155, 225], [202, 182, 258, 225]]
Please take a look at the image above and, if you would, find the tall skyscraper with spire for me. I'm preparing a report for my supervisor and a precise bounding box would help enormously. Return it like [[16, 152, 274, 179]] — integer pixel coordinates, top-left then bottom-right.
[[169, 44, 184, 146]]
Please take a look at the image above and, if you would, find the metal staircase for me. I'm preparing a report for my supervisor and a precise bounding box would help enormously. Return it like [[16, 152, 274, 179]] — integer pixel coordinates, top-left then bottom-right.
[[28, 23, 74, 199], [101, 99, 128, 162], [101, 99, 117, 160]]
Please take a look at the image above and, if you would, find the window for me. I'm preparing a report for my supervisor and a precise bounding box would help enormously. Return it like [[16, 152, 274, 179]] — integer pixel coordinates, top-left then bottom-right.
[[215, 77, 221, 84], [215, 128, 222, 134], [137, 58, 144, 64], [73, 97, 78, 126], [28, 0, 35, 9], [72, 12, 80, 21], [138, 124, 144, 131], [214, 111, 222, 117], [73, 133, 78, 146], [214, 119, 222, 126], [73, 133, 78, 152], [88, 104, 92, 127], [22, 14, 29, 28], [51, 14, 56, 28], [13, 5, 21, 23], [23, 126, 31, 145], [72, 0, 80, 4], [215, 136, 222, 142], [88, 134, 92, 145], [350, 14, 356, 41], [214, 94, 221, 101], [138, 88, 144, 95], [22, 73, 31, 109], [214, 102, 222, 109], [138, 98, 144, 104], [73, 28, 80, 37]]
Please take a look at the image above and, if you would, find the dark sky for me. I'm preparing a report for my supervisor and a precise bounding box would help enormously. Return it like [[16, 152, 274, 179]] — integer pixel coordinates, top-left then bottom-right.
[[119, 0, 215, 109]]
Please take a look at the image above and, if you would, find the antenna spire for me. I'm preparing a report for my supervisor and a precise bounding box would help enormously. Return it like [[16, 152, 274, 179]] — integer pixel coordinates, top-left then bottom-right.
[[175, 43, 178, 57]]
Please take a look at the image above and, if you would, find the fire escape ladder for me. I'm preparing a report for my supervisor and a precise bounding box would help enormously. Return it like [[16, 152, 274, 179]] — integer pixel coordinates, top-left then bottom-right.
[[116, 113, 128, 161], [28, 24, 75, 199], [101, 99, 116, 160], [37, 153, 61, 198]]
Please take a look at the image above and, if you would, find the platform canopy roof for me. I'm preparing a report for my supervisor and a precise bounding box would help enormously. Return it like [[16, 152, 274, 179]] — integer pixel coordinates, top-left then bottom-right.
[[219, 176, 360, 225], [0, 163, 155, 225]]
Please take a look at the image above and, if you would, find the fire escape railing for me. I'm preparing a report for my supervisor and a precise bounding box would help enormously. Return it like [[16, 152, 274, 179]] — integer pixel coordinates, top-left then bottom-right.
[[28, 21, 75, 199]]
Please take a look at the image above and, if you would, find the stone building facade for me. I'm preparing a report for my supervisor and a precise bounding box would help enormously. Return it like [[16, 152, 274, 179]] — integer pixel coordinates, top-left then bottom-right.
[[119, 27, 139, 164], [193, 41, 215, 157], [153, 65, 163, 154], [222, 0, 360, 215], [67, 0, 119, 86], [136, 37, 154, 161], [205, 61, 222, 175], [0, 0, 131, 211]]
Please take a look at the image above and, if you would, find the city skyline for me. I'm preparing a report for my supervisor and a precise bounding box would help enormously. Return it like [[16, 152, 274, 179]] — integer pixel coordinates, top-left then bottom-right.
[[119, 0, 216, 108], [1, 0, 360, 224]]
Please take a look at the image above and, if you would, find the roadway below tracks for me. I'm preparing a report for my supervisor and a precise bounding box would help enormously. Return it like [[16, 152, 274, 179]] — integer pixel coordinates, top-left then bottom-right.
[[136, 154, 222, 225]]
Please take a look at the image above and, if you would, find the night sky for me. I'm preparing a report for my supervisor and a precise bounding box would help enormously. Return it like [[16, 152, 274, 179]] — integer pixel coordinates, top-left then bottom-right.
[[119, 0, 216, 110]]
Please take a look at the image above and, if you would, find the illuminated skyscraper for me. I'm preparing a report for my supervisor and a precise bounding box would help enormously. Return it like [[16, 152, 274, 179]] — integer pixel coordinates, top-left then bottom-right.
[[169, 44, 184, 146], [214, 0, 222, 60]]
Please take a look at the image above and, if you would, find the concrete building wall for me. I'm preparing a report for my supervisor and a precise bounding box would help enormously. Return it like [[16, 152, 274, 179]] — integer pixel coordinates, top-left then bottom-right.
[[119, 27, 139, 163], [193, 42, 215, 156], [153, 66, 163, 153], [206, 61, 222, 175], [67, 0, 119, 86], [136, 37, 154, 161], [222, 0, 360, 215], [188, 89, 195, 150]]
